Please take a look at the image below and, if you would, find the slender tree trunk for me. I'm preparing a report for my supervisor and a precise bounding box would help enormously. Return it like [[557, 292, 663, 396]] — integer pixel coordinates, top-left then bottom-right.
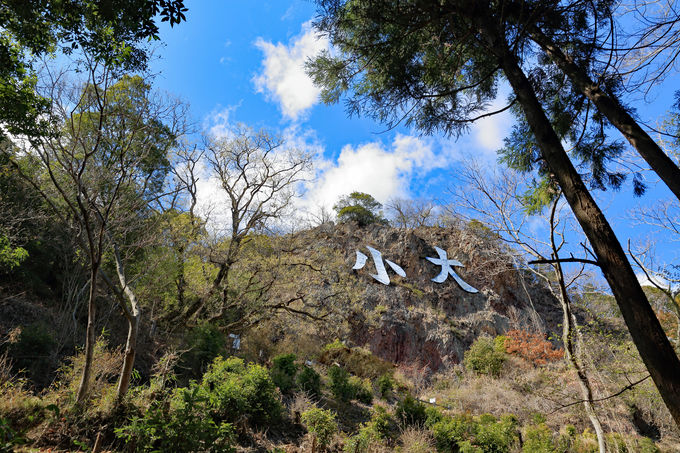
[[549, 198, 606, 452], [76, 261, 99, 404], [530, 29, 680, 202], [117, 313, 139, 400], [112, 242, 141, 400], [489, 28, 680, 426]]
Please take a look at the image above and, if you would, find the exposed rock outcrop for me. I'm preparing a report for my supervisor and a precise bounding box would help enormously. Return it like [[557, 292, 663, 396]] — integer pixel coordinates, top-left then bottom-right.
[[292, 221, 563, 372]]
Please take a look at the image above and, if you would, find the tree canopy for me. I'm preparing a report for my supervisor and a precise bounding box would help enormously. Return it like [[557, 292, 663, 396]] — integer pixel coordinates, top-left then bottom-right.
[[334, 192, 388, 227], [309, 0, 680, 426], [0, 0, 187, 139]]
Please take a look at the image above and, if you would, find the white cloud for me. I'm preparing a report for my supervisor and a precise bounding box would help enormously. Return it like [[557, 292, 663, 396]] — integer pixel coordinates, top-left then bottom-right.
[[203, 104, 242, 139], [300, 133, 447, 214], [471, 82, 514, 157], [636, 272, 677, 291], [253, 21, 329, 121]]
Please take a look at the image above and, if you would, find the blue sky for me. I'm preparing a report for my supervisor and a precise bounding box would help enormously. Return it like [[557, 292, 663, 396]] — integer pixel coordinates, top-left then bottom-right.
[[147, 1, 679, 284]]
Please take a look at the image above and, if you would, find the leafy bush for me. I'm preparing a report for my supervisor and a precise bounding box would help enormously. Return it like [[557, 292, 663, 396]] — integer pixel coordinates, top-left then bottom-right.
[[396, 394, 427, 426], [343, 425, 382, 453], [366, 406, 394, 439], [430, 413, 519, 453], [116, 386, 235, 453], [522, 422, 555, 453], [343, 407, 394, 452], [201, 356, 281, 426], [270, 353, 298, 394], [463, 336, 506, 376], [301, 407, 338, 451], [0, 234, 28, 273], [502, 330, 564, 366], [474, 414, 519, 453], [349, 376, 373, 404], [328, 365, 374, 403], [297, 365, 321, 397], [376, 373, 393, 398], [328, 365, 353, 402]]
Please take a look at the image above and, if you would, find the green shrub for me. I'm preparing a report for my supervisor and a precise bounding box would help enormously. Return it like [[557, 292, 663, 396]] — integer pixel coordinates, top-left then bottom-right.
[[376, 373, 393, 398], [463, 336, 506, 376], [343, 426, 382, 453], [297, 365, 322, 397], [349, 376, 373, 404], [328, 364, 375, 403], [116, 386, 235, 453], [201, 356, 281, 426], [177, 324, 227, 380], [329, 365, 353, 402], [636, 437, 661, 453], [522, 423, 555, 453], [366, 406, 394, 439], [343, 407, 394, 453], [474, 414, 519, 453], [458, 441, 483, 453], [396, 394, 427, 426], [430, 414, 477, 453], [322, 339, 346, 353], [424, 406, 444, 427], [301, 407, 338, 451], [271, 353, 298, 394], [429, 413, 518, 453]]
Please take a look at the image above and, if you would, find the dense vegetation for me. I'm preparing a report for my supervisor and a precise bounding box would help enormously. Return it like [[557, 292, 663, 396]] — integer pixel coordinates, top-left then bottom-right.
[[1, 0, 680, 452]]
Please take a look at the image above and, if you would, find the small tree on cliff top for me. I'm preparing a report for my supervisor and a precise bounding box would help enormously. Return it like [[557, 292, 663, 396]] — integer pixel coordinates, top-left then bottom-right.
[[333, 192, 388, 227]]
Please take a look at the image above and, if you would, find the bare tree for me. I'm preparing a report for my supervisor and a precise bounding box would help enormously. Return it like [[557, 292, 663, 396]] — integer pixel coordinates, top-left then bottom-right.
[[386, 198, 437, 229], [8, 60, 186, 402], [450, 161, 607, 452], [611, 0, 680, 94], [178, 126, 312, 324]]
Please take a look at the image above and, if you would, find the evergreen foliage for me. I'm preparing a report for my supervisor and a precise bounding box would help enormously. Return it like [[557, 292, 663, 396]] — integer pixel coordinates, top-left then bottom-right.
[[463, 336, 506, 377], [333, 192, 388, 226]]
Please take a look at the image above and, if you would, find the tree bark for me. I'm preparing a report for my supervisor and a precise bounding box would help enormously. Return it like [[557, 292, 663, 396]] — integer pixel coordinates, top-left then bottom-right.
[[489, 28, 680, 427], [112, 242, 141, 400], [75, 261, 99, 404], [549, 198, 606, 453], [530, 29, 680, 202]]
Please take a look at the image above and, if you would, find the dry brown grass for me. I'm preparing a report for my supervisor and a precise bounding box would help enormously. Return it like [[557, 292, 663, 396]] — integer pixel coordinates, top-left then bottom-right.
[[399, 425, 435, 453]]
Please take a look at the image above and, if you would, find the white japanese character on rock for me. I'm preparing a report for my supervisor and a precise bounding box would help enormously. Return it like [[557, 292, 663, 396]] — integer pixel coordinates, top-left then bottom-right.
[[426, 246, 478, 293], [353, 246, 406, 285]]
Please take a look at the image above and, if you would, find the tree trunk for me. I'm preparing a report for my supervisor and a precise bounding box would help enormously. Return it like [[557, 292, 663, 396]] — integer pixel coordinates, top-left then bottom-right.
[[113, 242, 141, 401], [548, 198, 606, 452], [117, 313, 139, 400], [530, 29, 680, 202], [75, 261, 99, 404], [492, 31, 680, 427]]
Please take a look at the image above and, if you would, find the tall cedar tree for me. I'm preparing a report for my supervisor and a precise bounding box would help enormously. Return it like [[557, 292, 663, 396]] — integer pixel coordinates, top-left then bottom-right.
[[308, 0, 680, 426]]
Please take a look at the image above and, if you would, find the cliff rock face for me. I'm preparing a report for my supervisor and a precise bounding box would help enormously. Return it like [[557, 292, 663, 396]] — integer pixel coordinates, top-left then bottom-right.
[[294, 221, 563, 372]]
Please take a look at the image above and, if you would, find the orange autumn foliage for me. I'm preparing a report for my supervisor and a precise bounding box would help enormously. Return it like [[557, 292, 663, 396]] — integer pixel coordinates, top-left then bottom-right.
[[502, 329, 564, 366]]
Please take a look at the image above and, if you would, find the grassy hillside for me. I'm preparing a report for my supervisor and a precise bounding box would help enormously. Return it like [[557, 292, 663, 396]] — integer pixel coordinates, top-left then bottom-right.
[[1, 222, 679, 452]]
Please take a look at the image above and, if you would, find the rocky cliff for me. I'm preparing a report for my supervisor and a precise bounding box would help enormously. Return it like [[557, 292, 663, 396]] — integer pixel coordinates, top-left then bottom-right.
[[288, 221, 563, 372]]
